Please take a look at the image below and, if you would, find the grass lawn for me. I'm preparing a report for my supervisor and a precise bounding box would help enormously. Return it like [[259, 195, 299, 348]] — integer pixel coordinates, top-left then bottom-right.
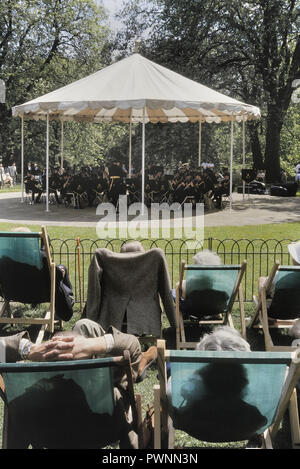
[[0, 220, 299, 240], [0, 184, 21, 193], [0, 220, 299, 449]]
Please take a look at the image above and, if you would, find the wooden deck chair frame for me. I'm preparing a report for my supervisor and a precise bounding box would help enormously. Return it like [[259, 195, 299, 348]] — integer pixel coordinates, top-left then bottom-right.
[[249, 261, 300, 351], [248, 261, 300, 448], [154, 339, 300, 449], [0, 350, 144, 449], [176, 260, 247, 349], [0, 226, 56, 342]]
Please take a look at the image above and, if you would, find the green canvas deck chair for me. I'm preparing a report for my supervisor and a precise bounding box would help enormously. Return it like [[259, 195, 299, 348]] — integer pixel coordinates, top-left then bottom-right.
[[249, 262, 300, 351], [0, 352, 143, 449], [153, 339, 300, 449], [176, 260, 247, 349], [0, 226, 56, 341]]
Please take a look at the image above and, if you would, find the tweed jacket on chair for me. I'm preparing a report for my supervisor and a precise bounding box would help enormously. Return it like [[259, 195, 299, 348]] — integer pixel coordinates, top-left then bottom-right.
[[85, 248, 176, 337]]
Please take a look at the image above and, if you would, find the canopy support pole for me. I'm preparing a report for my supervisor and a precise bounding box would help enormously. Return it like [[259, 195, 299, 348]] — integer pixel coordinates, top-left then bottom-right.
[[45, 112, 50, 212], [60, 120, 64, 170], [242, 117, 246, 200], [229, 120, 234, 212], [141, 108, 145, 215], [129, 112, 132, 178], [198, 120, 202, 167], [21, 115, 24, 203]]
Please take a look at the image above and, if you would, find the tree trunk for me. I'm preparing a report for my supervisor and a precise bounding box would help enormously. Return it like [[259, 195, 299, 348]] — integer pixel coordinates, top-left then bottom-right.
[[264, 104, 284, 183], [247, 121, 264, 170]]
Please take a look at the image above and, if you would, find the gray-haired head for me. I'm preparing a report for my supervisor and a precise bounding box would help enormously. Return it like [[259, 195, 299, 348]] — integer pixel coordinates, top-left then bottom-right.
[[120, 241, 145, 253], [193, 249, 222, 266], [196, 326, 251, 352]]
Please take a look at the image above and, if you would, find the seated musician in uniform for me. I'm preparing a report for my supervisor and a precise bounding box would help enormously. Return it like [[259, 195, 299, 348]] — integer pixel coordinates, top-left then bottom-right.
[[193, 173, 206, 202], [24, 172, 43, 204], [128, 180, 140, 204], [214, 173, 230, 209], [152, 170, 165, 202], [60, 172, 72, 204]]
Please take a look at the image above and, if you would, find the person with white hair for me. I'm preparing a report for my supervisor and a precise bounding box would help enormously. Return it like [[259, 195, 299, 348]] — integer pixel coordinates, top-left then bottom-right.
[[169, 326, 267, 442], [258, 240, 300, 341], [120, 241, 145, 253], [0, 320, 156, 448], [258, 240, 300, 295], [166, 326, 250, 400], [166, 326, 262, 440], [196, 325, 250, 352], [166, 326, 250, 402], [192, 250, 222, 267], [172, 249, 222, 313]]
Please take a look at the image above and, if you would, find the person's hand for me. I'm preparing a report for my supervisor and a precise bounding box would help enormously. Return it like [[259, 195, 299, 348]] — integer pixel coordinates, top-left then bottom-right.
[[41, 336, 104, 361], [27, 341, 53, 362]]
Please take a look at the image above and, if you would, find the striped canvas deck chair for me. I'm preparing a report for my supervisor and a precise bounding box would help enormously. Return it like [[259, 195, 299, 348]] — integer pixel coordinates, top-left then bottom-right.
[[249, 262, 300, 351], [154, 340, 300, 449], [0, 226, 56, 341], [0, 352, 143, 449], [176, 260, 247, 349]]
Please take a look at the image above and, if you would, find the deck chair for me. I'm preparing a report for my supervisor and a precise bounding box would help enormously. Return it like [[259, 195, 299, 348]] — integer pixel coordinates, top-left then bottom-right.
[[0, 226, 56, 341], [154, 339, 300, 449], [85, 247, 176, 344], [249, 261, 300, 351], [0, 352, 143, 449], [176, 260, 247, 349]]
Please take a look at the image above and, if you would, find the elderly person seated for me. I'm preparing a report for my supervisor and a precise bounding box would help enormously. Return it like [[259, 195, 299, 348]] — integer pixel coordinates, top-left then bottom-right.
[[167, 326, 267, 443], [258, 240, 300, 296], [83, 239, 176, 339], [0, 317, 158, 448], [0, 227, 74, 322], [171, 249, 222, 317], [120, 241, 145, 253], [166, 326, 250, 406], [258, 240, 300, 341]]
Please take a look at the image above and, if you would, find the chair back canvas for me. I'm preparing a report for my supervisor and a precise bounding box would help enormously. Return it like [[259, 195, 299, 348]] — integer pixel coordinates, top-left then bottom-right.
[[268, 266, 300, 319], [0, 359, 117, 448], [168, 350, 291, 443], [0, 233, 50, 303], [0, 233, 43, 269], [184, 266, 240, 317]]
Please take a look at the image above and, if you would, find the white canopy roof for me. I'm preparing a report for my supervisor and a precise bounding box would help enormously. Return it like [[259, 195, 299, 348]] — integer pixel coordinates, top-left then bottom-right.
[[12, 53, 260, 124]]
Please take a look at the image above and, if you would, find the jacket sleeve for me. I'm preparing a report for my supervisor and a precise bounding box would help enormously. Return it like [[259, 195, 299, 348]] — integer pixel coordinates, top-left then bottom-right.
[[85, 250, 103, 322], [0, 331, 30, 363], [157, 250, 177, 327]]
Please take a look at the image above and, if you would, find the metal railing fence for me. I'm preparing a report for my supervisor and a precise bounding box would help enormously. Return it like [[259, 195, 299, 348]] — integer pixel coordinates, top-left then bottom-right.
[[48, 237, 297, 308]]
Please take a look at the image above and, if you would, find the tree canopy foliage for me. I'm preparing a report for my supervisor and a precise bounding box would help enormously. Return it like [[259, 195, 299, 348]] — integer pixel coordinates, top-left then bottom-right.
[[114, 0, 300, 181], [0, 0, 128, 169], [0, 0, 299, 182]]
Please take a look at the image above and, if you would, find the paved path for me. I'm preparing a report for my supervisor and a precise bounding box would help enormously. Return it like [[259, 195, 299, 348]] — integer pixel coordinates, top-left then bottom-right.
[[0, 191, 299, 227]]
